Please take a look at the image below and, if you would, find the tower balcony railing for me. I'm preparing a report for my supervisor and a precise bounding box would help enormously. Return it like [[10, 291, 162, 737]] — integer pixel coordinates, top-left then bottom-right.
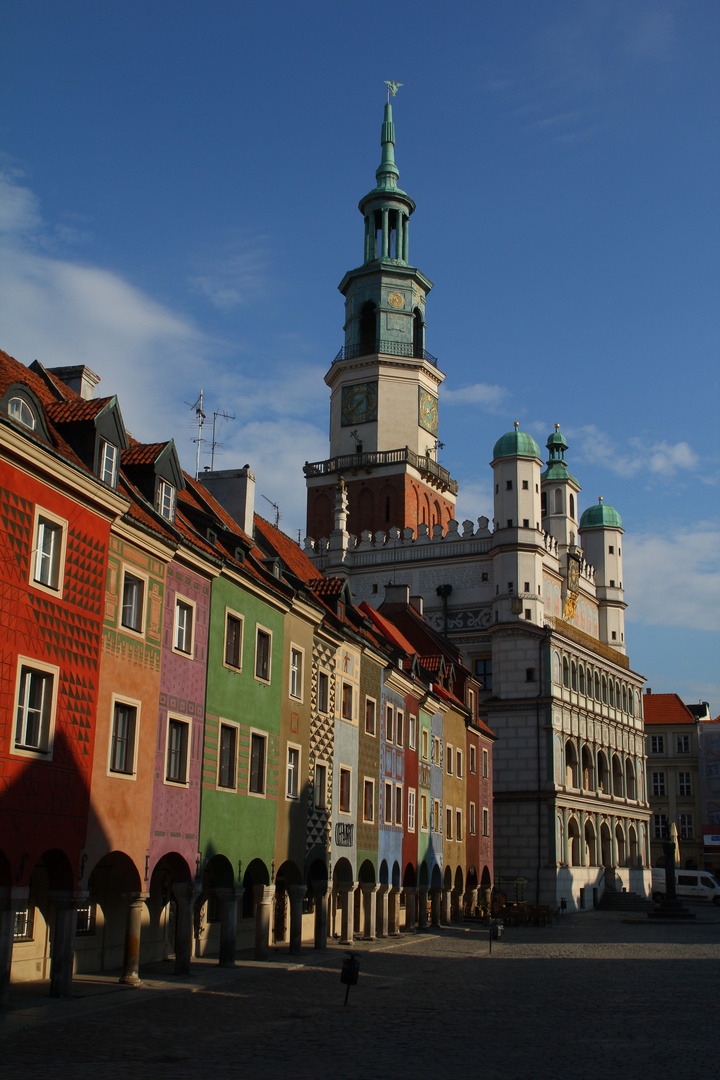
[[303, 446, 458, 494], [333, 341, 438, 367]]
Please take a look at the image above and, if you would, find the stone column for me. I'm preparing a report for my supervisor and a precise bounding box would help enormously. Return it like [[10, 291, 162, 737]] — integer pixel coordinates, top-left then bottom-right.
[[339, 885, 356, 945], [0, 886, 28, 1008], [288, 885, 306, 955], [48, 890, 84, 998], [452, 889, 464, 924], [254, 884, 275, 960], [440, 888, 452, 925], [403, 217, 409, 262], [381, 208, 389, 258], [120, 892, 147, 985], [610, 814, 618, 869], [403, 887, 417, 932], [430, 888, 441, 927], [417, 888, 429, 931], [313, 885, 331, 950], [215, 887, 239, 968], [353, 885, 362, 935], [594, 813, 602, 866], [579, 810, 587, 867], [362, 884, 379, 940], [376, 884, 389, 937], [388, 887, 401, 935], [466, 888, 479, 917], [364, 215, 371, 262], [172, 883, 198, 976], [396, 211, 403, 262], [562, 806, 570, 865]]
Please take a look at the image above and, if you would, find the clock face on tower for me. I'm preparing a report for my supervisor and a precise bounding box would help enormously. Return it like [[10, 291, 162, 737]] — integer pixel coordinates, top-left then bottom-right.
[[341, 381, 378, 426], [418, 388, 439, 436], [568, 554, 580, 594]]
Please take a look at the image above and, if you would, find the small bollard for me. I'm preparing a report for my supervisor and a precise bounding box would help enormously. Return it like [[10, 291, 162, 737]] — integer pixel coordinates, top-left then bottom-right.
[[340, 952, 360, 1005]]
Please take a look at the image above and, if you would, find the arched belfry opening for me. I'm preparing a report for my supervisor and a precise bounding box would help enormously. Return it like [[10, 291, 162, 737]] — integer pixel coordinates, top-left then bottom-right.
[[359, 301, 377, 356]]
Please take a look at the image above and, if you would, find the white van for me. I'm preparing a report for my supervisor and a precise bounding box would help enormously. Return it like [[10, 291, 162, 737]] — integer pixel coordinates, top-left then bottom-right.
[[651, 868, 720, 905]]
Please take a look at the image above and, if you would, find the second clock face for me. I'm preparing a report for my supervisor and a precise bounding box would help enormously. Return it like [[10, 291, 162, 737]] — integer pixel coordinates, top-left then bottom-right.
[[341, 381, 378, 426], [568, 555, 580, 593], [418, 388, 439, 436]]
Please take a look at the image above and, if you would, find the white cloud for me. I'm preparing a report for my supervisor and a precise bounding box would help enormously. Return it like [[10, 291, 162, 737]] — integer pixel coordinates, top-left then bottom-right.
[[187, 232, 270, 311], [442, 382, 508, 410], [624, 526, 720, 632], [567, 423, 699, 479], [452, 479, 493, 528], [0, 166, 42, 233]]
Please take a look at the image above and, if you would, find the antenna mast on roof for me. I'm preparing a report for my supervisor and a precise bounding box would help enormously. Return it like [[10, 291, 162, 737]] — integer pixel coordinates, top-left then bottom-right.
[[209, 408, 236, 472], [185, 391, 206, 480], [261, 493, 280, 529]]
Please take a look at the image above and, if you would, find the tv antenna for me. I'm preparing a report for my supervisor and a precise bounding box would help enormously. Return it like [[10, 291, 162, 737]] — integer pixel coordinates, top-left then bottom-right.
[[185, 391, 206, 479], [208, 408, 236, 472], [261, 493, 280, 529]]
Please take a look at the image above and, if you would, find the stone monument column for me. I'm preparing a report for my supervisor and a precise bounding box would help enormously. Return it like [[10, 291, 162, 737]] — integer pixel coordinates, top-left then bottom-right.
[[120, 892, 148, 985], [376, 884, 389, 937], [254, 884, 275, 960]]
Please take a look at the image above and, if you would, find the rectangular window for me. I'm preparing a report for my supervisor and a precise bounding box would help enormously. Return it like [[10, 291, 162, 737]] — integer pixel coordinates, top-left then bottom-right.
[[166, 718, 189, 784], [409, 715, 417, 750], [255, 628, 271, 682], [678, 813, 693, 840], [339, 767, 351, 813], [363, 779, 375, 822], [365, 697, 376, 735], [174, 599, 194, 655], [386, 705, 394, 743], [396, 711, 404, 747], [420, 793, 428, 830], [341, 682, 353, 720], [482, 807, 490, 837], [286, 744, 300, 799], [290, 647, 303, 700], [384, 781, 393, 824], [314, 761, 327, 809], [434, 736, 441, 767], [33, 516, 63, 590], [249, 732, 267, 794], [76, 903, 96, 935], [446, 806, 453, 840], [395, 785, 403, 826], [652, 771, 666, 797], [467, 688, 476, 718], [109, 702, 137, 775], [475, 658, 492, 691], [13, 907, 34, 942], [99, 439, 118, 486], [156, 479, 175, 520], [408, 788, 416, 832], [121, 572, 145, 633], [653, 813, 668, 840], [650, 734, 665, 754], [470, 745, 476, 774], [421, 727, 429, 761], [676, 734, 690, 753], [482, 748, 489, 779], [14, 661, 57, 755], [224, 611, 243, 669], [678, 771, 692, 796], [318, 671, 329, 714], [456, 749, 463, 778], [470, 803, 476, 835], [446, 744, 453, 775], [456, 808, 462, 842], [433, 798, 440, 833], [218, 724, 237, 789]]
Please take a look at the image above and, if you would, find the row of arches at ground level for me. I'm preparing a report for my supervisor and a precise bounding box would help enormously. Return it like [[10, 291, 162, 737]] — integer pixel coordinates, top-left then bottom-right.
[[1, 847, 491, 1002], [557, 814, 649, 869]]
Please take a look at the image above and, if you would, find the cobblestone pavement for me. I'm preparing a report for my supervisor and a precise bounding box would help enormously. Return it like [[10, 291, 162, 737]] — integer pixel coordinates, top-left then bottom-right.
[[2, 905, 719, 1080]]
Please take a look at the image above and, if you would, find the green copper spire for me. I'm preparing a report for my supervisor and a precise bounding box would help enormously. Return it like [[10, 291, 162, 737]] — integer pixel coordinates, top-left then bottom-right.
[[376, 102, 400, 190]]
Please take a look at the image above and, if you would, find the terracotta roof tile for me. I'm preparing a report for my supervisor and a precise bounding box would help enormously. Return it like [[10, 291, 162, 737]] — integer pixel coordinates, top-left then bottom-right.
[[310, 576, 348, 598], [358, 602, 418, 657], [643, 692, 697, 726], [46, 397, 114, 423], [122, 442, 168, 467], [253, 514, 317, 584]]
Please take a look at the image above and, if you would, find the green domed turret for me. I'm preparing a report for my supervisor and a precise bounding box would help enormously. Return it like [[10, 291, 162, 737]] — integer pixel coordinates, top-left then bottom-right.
[[492, 422, 541, 462], [580, 497, 622, 530], [541, 424, 580, 484]]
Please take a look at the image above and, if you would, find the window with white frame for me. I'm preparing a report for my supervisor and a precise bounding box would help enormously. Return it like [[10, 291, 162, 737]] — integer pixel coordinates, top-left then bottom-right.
[[421, 727, 429, 761], [408, 788, 416, 832], [433, 798, 440, 833], [434, 736, 441, 767], [98, 439, 118, 486], [409, 715, 417, 750], [289, 646, 303, 700], [365, 697, 376, 735], [121, 571, 145, 633], [109, 700, 138, 776], [676, 734, 690, 754], [470, 802, 476, 835], [482, 807, 490, 836], [341, 682, 353, 720], [249, 731, 267, 794], [339, 767, 351, 813], [318, 671, 329, 714], [482, 748, 489, 779], [396, 710, 404, 746], [678, 813, 693, 839], [156, 478, 176, 521], [420, 792, 428, 830], [650, 735, 665, 754], [218, 723, 237, 789], [8, 396, 36, 429], [255, 627, 272, 682], [456, 808, 462, 841], [678, 772, 692, 796], [386, 704, 394, 742], [653, 813, 668, 839], [14, 660, 58, 756], [314, 761, 327, 809], [174, 598, 194, 655], [166, 718, 189, 784], [286, 744, 300, 799], [32, 512, 65, 592], [652, 771, 666, 797], [363, 778, 375, 822], [395, 784, 403, 826], [384, 781, 393, 824], [456, 749, 463, 778], [446, 744, 453, 775], [446, 806, 453, 840], [223, 610, 243, 670]]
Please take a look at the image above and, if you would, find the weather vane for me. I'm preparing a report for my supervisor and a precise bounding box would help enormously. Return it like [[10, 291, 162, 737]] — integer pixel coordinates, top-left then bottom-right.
[[384, 80, 403, 102]]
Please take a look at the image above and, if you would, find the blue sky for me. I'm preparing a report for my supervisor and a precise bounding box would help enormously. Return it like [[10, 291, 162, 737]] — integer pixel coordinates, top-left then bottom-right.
[[1, 1, 718, 713]]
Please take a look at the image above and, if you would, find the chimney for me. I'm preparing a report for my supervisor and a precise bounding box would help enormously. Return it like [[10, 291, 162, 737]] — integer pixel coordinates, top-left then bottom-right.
[[200, 465, 256, 537], [48, 364, 100, 400], [409, 595, 424, 616], [383, 583, 410, 607], [646, 687, 652, 695]]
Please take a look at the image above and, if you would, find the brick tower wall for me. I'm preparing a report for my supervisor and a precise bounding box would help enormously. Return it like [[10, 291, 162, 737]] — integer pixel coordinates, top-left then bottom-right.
[[307, 474, 455, 539]]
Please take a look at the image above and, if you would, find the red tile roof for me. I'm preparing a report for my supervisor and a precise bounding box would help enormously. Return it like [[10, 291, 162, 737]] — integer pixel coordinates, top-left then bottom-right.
[[122, 442, 168, 467], [643, 692, 697, 726], [310, 576, 348, 598], [46, 397, 113, 423], [253, 515, 318, 584], [359, 602, 418, 657]]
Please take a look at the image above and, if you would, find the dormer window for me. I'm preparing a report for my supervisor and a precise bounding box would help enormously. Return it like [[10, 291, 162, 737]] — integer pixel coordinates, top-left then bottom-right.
[[8, 397, 36, 429], [157, 479, 176, 521], [99, 439, 118, 486]]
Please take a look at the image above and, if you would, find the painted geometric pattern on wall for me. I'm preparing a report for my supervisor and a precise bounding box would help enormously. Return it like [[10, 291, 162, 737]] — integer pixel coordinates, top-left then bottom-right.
[[0, 486, 32, 583], [63, 524, 105, 615], [306, 638, 335, 856]]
